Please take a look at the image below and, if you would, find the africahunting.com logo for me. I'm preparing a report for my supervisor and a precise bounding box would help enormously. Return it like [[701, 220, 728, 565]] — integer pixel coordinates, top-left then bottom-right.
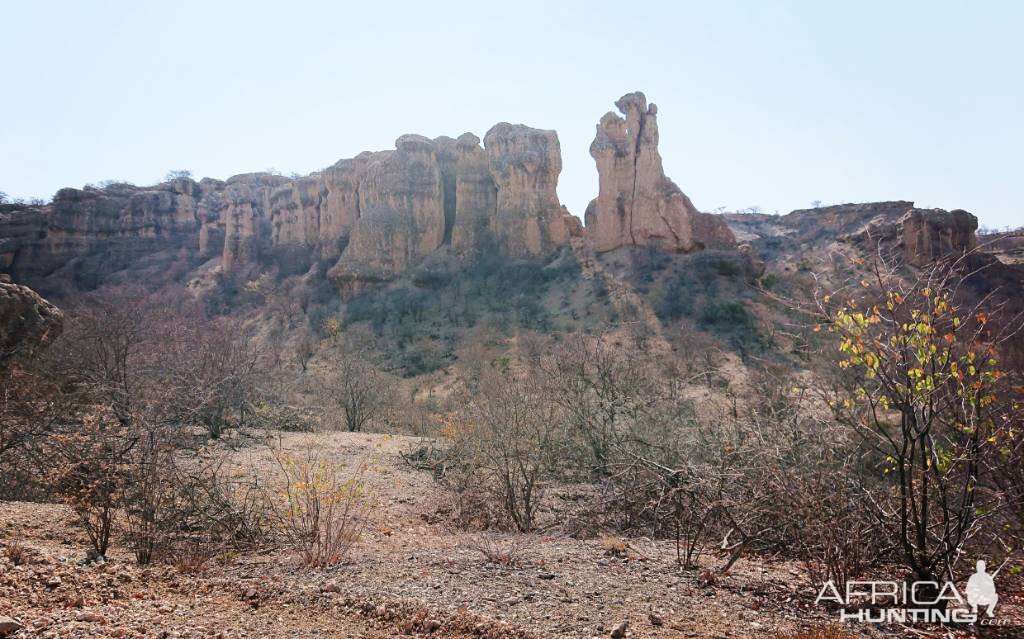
[[815, 560, 1014, 627]]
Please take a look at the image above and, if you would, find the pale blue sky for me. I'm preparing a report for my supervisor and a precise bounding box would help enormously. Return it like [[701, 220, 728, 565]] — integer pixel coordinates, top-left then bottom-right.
[[2, 1, 1021, 228]]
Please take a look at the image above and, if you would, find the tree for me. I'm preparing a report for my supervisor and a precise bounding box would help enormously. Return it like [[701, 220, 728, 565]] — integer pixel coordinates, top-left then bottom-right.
[[535, 334, 657, 477], [57, 286, 151, 423], [164, 169, 192, 181], [819, 261, 1017, 589], [49, 406, 135, 559], [324, 351, 393, 432]]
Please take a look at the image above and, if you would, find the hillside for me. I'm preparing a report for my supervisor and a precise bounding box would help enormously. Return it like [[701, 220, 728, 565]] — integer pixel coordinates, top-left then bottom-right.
[[3, 92, 1023, 639]]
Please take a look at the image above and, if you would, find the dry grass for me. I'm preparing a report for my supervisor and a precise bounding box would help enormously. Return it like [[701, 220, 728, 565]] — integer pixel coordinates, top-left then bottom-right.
[[467, 533, 531, 568], [599, 534, 627, 558], [3, 535, 28, 565]]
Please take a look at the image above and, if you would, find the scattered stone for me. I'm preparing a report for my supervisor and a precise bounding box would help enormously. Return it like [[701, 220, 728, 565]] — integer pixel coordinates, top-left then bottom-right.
[[0, 616, 22, 637], [610, 619, 628, 638], [76, 611, 105, 623]]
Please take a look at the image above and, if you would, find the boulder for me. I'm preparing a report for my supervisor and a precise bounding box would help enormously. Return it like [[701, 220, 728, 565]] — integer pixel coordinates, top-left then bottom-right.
[[0, 280, 63, 368]]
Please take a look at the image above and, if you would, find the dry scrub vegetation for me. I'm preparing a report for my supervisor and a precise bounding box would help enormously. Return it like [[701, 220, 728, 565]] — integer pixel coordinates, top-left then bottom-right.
[[2, 257, 1024, 637]]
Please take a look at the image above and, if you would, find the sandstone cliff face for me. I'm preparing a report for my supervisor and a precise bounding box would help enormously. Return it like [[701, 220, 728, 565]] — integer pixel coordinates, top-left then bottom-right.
[[901, 208, 977, 267], [585, 92, 735, 253], [484, 123, 576, 256], [1, 116, 587, 295], [218, 173, 291, 271], [328, 128, 579, 284], [330, 136, 444, 283], [268, 153, 376, 260], [1, 181, 206, 295], [0, 279, 63, 367]]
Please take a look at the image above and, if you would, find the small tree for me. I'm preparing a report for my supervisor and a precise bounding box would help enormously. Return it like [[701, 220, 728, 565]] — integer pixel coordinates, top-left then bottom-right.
[[819, 262, 1014, 587], [325, 353, 393, 432], [165, 169, 192, 181], [447, 368, 561, 532]]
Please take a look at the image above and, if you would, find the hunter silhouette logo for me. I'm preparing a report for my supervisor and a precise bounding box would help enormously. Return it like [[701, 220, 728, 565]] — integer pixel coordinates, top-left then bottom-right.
[[966, 560, 999, 617], [815, 559, 1007, 625]]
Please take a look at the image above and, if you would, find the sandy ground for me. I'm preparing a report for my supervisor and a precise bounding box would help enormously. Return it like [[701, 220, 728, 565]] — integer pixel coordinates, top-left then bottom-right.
[[2, 430, 1021, 638]]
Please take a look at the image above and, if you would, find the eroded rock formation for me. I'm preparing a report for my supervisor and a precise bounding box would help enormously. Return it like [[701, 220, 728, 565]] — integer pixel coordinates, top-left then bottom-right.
[[900, 208, 978, 267], [1, 115, 587, 294], [724, 201, 980, 267], [330, 128, 578, 284], [585, 92, 735, 253], [3, 92, 984, 300]]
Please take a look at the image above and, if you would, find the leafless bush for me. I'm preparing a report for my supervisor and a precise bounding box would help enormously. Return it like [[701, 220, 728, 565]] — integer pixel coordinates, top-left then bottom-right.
[[467, 533, 530, 568], [442, 367, 561, 532], [47, 406, 134, 559], [321, 348, 395, 433]]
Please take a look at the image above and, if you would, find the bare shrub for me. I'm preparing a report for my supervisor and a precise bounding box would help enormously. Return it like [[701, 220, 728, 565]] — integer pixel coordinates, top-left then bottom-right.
[[267, 447, 369, 567], [443, 368, 561, 532], [467, 533, 530, 568], [48, 407, 134, 559], [3, 535, 28, 566], [0, 362, 72, 499], [534, 334, 658, 478]]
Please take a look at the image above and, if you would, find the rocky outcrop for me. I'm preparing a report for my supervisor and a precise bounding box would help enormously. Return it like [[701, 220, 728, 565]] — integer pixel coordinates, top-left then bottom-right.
[[585, 92, 735, 253], [329, 128, 579, 284], [330, 137, 444, 283], [901, 208, 977, 267], [268, 153, 378, 260], [0, 279, 63, 367], [218, 173, 291, 271], [2, 119, 585, 293], [483, 123, 577, 257], [725, 201, 979, 267], [0, 180, 208, 296], [450, 133, 497, 254]]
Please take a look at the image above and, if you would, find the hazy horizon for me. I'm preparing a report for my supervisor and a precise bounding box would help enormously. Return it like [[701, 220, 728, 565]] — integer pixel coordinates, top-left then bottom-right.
[[2, 1, 1021, 229]]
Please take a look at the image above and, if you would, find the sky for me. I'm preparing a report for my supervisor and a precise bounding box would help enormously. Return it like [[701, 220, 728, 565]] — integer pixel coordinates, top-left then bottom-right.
[[2, 1, 1021, 229]]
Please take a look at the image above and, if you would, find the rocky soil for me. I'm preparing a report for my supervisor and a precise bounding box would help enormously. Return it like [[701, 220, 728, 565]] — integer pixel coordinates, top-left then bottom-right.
[[2, 431, 1020, 638]]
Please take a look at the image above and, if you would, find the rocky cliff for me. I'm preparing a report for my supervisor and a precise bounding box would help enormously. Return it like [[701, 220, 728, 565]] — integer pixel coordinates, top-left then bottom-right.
[[2, 92, 987, 301], [585, 92, 736, 253], [724, 201, 980, 268], [1, 122, 581, 295]]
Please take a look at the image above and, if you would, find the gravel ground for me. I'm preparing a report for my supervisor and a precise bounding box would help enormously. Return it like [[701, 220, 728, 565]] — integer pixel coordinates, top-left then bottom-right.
[[2, 430, 1020, 638]]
